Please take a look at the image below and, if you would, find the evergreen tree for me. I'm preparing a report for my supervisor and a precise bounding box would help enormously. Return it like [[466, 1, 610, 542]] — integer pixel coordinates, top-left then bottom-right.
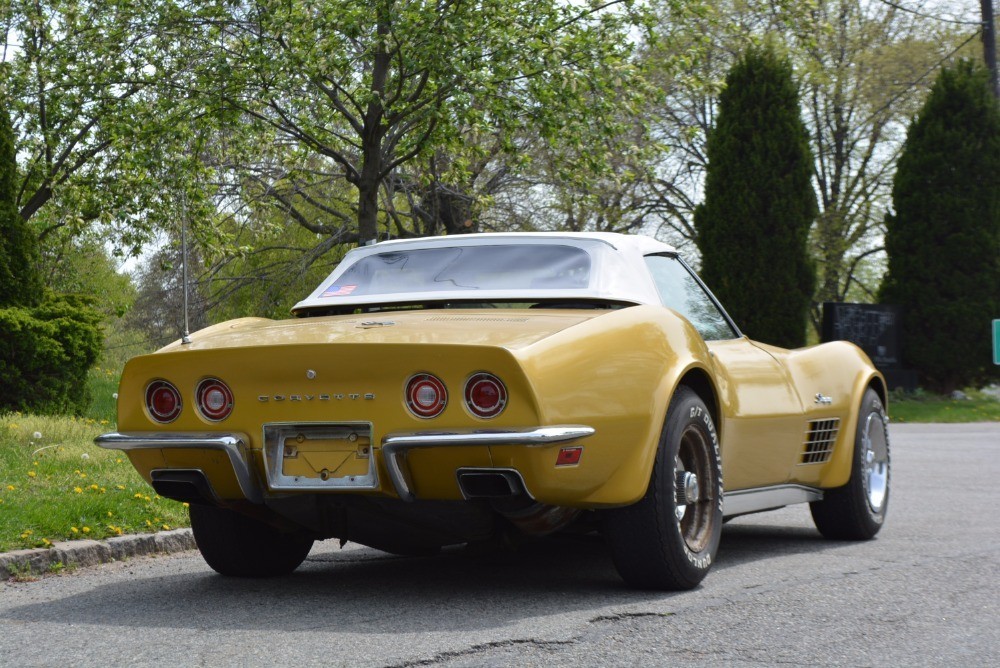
[[0, 95, 41, 308], [694, 46, 817, 348], [0, 94, 102, 415], [880, 60, 1000, 393]]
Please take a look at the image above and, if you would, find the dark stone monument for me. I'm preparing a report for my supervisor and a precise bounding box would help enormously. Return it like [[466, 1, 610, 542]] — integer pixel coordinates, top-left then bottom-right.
[[821, 302, 917, 391]]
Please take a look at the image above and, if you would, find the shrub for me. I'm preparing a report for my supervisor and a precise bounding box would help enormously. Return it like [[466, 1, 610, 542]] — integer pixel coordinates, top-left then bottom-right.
[[0, 293, 102, 415]]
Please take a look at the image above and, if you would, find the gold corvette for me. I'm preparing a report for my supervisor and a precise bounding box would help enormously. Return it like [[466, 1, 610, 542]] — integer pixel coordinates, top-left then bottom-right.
[[97, 232, 889, 590]]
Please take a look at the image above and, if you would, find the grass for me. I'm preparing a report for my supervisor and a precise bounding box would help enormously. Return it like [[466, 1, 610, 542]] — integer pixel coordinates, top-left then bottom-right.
[[889, 388, 1000, 423], [0, 410, 190, 554]]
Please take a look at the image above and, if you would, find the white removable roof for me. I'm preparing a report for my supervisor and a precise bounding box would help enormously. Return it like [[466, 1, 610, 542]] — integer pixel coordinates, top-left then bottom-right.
[[291, 232, 675, 313]]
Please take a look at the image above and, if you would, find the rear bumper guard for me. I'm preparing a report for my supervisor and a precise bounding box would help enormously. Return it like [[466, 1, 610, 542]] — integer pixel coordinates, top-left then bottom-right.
[[94, 432, 261, 503], [381, 425, 595, 502]]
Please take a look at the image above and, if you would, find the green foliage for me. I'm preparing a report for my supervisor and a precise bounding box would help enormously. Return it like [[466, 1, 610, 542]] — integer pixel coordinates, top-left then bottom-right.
[[880, 60, 1000, 393], [180, 0, 656, 244], [694, 45, 817, 348], [0, 293, 103, 416], [0, 93, 42, 308], [4, 0, 223, 256]]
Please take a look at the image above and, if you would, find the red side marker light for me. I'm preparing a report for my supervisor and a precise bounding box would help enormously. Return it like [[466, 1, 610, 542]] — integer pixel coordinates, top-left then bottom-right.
[[556, 446, 583, 467]]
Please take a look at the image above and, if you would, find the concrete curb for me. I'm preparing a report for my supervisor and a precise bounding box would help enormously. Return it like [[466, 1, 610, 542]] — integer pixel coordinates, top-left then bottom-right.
[[1, 529, 196, 577]]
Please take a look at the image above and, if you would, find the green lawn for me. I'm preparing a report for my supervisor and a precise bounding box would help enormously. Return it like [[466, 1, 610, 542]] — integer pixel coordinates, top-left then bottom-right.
[[889, 389, 1000, 423], [0, 366, 190, 554]]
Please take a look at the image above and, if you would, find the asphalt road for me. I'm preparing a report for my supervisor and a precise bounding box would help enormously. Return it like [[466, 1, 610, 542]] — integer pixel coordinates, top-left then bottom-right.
[[1, 423, 997, 667]]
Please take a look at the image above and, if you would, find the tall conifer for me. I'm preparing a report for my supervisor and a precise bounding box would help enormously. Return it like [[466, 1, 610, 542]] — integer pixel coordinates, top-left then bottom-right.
[[880, 60, 1000, 392], [694, 46, 817, 348]]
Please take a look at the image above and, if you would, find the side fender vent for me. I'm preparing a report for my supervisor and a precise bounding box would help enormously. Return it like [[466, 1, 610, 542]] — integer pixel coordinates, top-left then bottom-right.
[[801, 418, 840, 464]]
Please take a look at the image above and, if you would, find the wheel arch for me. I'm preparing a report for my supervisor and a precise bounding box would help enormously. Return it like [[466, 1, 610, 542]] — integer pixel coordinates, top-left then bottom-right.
[[676, 367, 721, 441], [868, 374, 888, 409]]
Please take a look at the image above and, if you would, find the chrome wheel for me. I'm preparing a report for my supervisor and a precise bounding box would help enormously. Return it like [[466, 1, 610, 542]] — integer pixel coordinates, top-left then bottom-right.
[[861, 410, 889, 513]]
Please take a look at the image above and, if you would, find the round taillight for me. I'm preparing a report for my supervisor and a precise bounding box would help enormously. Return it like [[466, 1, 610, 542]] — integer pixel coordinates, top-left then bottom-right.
[[405, 373, 447, 419], [464, 372, 507, 419], [145, 380, 182, 423], [196, 378, 234, 421]]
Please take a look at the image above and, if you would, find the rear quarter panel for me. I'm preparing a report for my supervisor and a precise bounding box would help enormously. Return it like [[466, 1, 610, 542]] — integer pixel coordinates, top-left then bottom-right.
[[506, 305, 716, 506]]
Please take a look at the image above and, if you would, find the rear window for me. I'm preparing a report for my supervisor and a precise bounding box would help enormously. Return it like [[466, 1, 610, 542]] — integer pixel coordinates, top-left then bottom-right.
[[318, 245, 591, 298]]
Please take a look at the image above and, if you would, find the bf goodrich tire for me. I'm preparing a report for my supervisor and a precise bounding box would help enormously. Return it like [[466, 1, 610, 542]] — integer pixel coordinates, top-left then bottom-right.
[[811, 387, 890, 540], [602, 386, 723, 590]]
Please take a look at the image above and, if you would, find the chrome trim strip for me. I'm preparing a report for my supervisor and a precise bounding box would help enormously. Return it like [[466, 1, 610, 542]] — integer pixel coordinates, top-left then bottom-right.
[[723, 484, 823, 517], [381, 425, 595, 502], [94, 432, 261, 503]]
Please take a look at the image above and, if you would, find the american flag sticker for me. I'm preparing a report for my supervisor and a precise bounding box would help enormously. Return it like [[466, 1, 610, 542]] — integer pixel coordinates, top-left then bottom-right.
[[321, 284, 357, 297]]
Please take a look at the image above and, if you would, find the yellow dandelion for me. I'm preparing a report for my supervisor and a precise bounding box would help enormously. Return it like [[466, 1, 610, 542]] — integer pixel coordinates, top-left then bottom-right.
[[27, 471, 36, 478], [144, 495, 151, 502], [6, 485, 15, 491], [71, 527, 79, 534], [116, 458, 123, 464], [182, 502, 190, 508], [100, 488, 106, 494], [82, 527, 91, 534], [20, 530, 32, 538], [107, 511, 113, 517], [41, 538, 51, 547], [73, 487, 83, 494], [133, 493, 144, 499], [100, 419, 109, 425], [115, 485, 125, 490], [32, 461, 38, 466], [161, 524, 171, 531], [90, 484, 99, 491], [145, 520, 152, 527]]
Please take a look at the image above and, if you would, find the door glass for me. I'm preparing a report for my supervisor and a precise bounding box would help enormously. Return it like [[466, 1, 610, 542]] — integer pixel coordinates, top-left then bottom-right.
[[644, 255, 737, 341]]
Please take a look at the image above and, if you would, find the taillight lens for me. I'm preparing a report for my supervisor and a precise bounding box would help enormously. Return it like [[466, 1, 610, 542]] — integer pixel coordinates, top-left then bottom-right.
[[145, 380, 182, 423], [196, 378, 234, 421], [405, 373, 448, 419], [464, 372, 507, 419]]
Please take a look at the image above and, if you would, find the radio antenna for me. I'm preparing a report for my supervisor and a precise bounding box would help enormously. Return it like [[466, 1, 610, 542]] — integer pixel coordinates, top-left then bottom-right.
[[180, 191, 192, 345]]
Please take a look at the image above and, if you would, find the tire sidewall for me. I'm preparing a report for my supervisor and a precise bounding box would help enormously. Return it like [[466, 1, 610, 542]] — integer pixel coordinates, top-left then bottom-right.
[[657, 388, 724, 578]]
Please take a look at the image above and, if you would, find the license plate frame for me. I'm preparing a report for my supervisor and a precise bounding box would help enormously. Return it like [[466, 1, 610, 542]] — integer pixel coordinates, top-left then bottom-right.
[[263, 422, 377, 491]]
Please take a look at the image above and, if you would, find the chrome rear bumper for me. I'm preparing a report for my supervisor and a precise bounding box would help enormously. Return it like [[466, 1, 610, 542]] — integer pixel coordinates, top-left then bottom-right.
[[96, 425, 596, 503]]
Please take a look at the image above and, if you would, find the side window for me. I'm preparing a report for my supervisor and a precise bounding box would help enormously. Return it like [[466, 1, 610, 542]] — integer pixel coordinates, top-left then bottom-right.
[[644, 255, 738, 341]]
